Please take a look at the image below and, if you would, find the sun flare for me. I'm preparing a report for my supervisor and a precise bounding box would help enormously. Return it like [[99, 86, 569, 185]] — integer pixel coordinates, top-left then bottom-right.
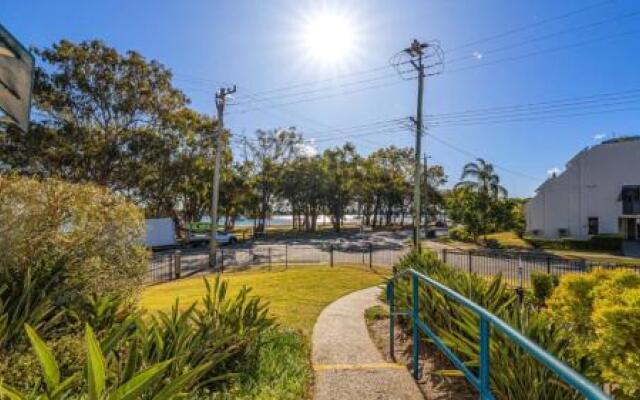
[[302, 11, 356, 65]]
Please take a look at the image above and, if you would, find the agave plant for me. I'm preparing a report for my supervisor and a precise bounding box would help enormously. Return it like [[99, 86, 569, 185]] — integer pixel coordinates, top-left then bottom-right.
[[0, 266, 64, 351], [0, 324, 212, 400]]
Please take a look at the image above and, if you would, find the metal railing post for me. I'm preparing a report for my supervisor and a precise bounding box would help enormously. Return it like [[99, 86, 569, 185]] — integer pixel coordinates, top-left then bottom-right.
[[174, 250, 181, 279], [285, 244, 288, 270], [268, 247, 272, 271], [369, 243, 373, 269], [388, 281, 395, 360], [479, 316, 491, 399], [442, 248, 447, 264], [468, 251, 473, 274], [330, 244, 334, 267], [412, 273, 420, 380]]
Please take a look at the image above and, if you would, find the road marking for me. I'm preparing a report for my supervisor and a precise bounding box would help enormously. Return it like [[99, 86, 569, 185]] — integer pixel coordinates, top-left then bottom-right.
[[313, 362, 405, 371]]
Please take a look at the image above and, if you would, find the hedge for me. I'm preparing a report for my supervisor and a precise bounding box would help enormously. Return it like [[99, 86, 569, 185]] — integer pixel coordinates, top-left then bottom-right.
[[525, 234, 623, 251]]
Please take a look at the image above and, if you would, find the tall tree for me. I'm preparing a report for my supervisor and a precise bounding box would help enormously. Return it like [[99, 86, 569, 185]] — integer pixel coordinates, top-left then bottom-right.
[[453, 158, 507, 238], [247, 128, 303, 232], [7, 40, 188, 189], [321, 143, 359, 232], [454, 158, 507, 198]]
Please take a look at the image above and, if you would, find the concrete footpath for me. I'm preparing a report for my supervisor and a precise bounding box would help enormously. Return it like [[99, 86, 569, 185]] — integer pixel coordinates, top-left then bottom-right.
[[312, 287, 423, 400]]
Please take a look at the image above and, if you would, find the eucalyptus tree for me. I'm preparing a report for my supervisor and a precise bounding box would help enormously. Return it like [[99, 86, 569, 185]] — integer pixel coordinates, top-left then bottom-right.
[[321, 143, 360, 231], [247, 128, 303, 232], [279, 155, 326, 231]]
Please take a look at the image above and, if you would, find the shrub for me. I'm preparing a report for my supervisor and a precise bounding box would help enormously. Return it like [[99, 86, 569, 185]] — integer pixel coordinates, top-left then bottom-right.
[[526, 234, 623, 252], [0, 277, 277, 397], [547, 269, 640, 399], [392, 251, 589, 399], [0, 175, 148, 310], [530, 272, 559, 304], [449, 225, 473, 242]]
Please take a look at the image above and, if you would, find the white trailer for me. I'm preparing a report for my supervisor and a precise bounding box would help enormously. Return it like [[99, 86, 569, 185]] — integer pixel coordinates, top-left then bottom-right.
[[145, 218, 177, 249]]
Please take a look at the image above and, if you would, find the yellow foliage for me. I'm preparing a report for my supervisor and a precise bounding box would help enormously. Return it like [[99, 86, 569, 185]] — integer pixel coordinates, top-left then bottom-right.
[[547, 268, 640, 398]]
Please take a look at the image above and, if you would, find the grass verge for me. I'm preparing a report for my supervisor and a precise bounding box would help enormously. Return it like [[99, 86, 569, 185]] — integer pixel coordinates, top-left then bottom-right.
[[141, 264, 389, 335]]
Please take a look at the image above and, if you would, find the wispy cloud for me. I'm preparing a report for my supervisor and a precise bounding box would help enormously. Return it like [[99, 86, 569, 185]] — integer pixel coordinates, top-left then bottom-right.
[[472, 51, 483, 60], [593, 133, 606, 141], [547, 167, 561, 177]]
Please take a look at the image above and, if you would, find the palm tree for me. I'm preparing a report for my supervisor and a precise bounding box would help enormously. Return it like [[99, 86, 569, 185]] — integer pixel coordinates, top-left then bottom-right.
[[454, 158, 507, 198], [454, 158, 507, 240]]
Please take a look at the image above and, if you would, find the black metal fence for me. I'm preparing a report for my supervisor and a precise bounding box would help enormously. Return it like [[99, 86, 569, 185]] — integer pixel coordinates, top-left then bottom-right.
[[438, 248, 640, 289], [146, 243, 409, 284], [148, 244, 640, 286]]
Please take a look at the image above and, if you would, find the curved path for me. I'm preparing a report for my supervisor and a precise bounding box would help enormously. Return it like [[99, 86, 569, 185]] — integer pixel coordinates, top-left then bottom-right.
[[312, 286, 423, 400]]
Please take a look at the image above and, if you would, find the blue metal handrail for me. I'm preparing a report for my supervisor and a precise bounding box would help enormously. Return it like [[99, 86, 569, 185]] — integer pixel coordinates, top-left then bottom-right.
[[386, 268, 609, 400]]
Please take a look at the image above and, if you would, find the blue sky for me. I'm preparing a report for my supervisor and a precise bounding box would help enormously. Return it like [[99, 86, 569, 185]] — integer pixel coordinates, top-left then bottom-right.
[[2, 0, 639, 197]]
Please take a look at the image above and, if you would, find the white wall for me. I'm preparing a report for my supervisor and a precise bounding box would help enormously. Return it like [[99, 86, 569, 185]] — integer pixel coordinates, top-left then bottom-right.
[[526, 139, 640, 239]]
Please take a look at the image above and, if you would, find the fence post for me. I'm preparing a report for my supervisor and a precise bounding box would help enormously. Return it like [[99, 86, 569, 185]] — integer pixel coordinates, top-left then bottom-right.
[[442, 248, 448, 264], [412, 274, 420, 380], [388, 281, 395, 360], [479, 316, 491, 399], [174, 250, 181, 279], [546, 256, 551, 274], [362, 246, 365, 265], [168, 253, 174, 280], [220, 248, 224, 273], [369, 243, 373, 269], [468, 251, 473, 274], [242, 230, 246, 242], [268, 247, 272, 271], [516, 255, 524, 303], [330, 244, 334, 267], [285, 244, 288, 270]]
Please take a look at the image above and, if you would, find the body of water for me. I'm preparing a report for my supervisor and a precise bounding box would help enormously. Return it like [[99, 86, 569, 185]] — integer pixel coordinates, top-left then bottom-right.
[[199, 214, 414, 228]]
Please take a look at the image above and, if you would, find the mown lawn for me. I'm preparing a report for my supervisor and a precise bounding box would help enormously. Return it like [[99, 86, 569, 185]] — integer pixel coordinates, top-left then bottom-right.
[[141, 265, 388, 399], [141, 264, 389, 335]]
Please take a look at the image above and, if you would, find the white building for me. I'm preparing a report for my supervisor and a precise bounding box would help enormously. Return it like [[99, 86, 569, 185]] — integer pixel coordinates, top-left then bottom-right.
[[526, 137, 640, 240]]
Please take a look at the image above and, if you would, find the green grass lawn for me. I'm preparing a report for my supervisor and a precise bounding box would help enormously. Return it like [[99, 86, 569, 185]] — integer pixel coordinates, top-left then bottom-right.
[[484, 231, 533, 249], [141, 265, 388, 399], [141, 264, 389, 335]]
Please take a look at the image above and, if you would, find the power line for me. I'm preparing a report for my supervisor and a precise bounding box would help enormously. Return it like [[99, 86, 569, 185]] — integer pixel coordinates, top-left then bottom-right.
[[444, 0, 614, 54], [446, 9, 640, 65], [227, 78, 414, 114], [445, 28, 640, 75]]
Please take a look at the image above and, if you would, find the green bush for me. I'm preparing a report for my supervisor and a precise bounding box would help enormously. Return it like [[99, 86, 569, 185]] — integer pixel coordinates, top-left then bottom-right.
[[392, 251, 589, 399], [547, 269, 640, 399], [449, 225, 473, 242], [0, 277, 278, 398], [530, 272, 559, 304], [526, 234, 623, 252], [0, 175, 148, 309]]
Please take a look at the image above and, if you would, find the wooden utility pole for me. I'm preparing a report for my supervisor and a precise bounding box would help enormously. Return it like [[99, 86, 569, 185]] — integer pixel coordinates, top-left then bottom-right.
[[210, 85, 236, 269], [405, 39, 427, 250], [424, 153, 430, 231]]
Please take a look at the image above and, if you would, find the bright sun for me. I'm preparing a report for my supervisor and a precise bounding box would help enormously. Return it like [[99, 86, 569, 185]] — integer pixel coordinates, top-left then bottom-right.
[[302, 12, 355, 65]]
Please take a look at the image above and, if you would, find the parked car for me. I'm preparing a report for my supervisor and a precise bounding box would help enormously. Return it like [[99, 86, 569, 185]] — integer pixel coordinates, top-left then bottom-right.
[[188, 231, 238, 247], [426, 225, 449, 238]]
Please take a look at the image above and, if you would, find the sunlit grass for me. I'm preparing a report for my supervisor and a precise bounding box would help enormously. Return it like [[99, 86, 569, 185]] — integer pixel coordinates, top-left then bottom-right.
[[140, 264, 389, 335]]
